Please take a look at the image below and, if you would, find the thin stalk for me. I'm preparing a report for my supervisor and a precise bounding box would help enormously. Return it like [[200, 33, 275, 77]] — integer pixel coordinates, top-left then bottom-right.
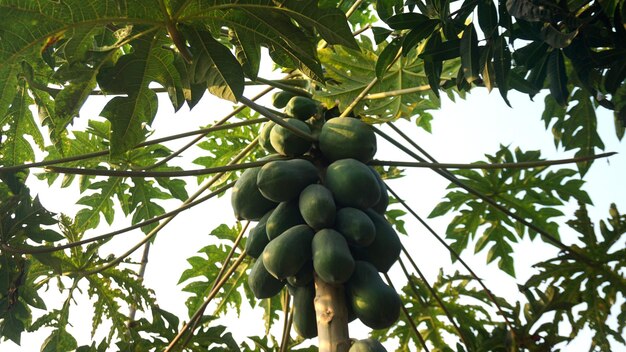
[[0, 118, 267, 174], [383, 273, 430, 352], [339, 50, 402, 117], [345, 0, 366, 18], [239, 97, 317, 142], [368, 152, 616, 170], [128, 241, 152, 323], [164, 252, 248, 352], [142, 82, 279, 171], [386, 183, 515, 332], [253, 77, 312, 98], [178, 222, 249, 350], [82, 138, 259, 276], [0, 182, 234, 255], [365, 85, 431, 100], [339, 77, 379, 118], [374, 126, 595, 265], [279, 290, 292, 352], [45, 159, 276, 178], [397, 257, 470, 349]]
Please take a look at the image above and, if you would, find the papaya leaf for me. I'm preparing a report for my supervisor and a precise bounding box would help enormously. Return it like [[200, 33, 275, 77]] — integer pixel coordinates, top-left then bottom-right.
[[75, 178, 128, 232], [547, 49, 568, 106], [185, 28, 245, 102], [429, 145, 591, 276], [315, 36, 442, 123], [524, 203, 626, 350], [192, 109, 263, 188], [543, 89, 605, 175], [98, 30, 183, 156], [0, 81, 45, 167], [128, 178, 170, 234]]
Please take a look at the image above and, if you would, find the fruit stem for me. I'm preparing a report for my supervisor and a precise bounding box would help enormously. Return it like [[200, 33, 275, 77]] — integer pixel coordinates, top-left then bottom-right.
[[314, 275, 350, 352]]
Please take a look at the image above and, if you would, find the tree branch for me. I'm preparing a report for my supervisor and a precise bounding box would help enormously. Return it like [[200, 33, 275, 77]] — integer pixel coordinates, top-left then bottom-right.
[[0, 182, 235, 255], [45, 159, 275, 178], [81, 138, 260, 276], [374, 126, 598, 267], [369, 152, 616, 170], [386, 184, 516, 332]]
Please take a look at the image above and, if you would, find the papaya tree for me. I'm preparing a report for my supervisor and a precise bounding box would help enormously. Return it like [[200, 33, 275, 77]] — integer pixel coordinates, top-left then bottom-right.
[[0, 0, 625, 351]]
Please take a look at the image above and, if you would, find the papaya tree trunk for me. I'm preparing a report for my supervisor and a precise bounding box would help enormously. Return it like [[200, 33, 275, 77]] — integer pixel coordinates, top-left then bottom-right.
[[314, 275, 350, 352]]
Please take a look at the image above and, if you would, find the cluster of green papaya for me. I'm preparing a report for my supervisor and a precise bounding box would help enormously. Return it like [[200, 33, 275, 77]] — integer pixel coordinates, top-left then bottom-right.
[[231, 93, 401, 341]]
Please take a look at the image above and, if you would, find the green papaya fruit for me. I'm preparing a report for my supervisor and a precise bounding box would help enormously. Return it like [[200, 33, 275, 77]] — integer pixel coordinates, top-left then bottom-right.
[[319, 117, 377, 162], [351, 210, 401, 273], [271, 91, 297, 109], [349, 339, 388, 352], [299, 184, 336, 230], [335, 207, 376, 246], [257, 159, 319, 202], [289, 283, 318, 338], [312, 229, 355, 284], [325, 159, 381, 209], [248, 258, 285, 299], [265, 199, 306, 240], [262, 224, 314, 280], [270, 118, 313, 156], [245, 210, 273, 258], [287, 261, 314, 287], [259, 121, 277, 153], [284, 96, 318, 120], [369, 167, 389, 215], [347, 261, 401, 330], [231, 167, 278, 220]]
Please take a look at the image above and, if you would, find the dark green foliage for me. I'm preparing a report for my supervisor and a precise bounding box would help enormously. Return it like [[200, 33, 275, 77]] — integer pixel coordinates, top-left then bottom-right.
[[347, 261, 401, 330], [289, 283, 318, 339], [231, 167, 278, 221], [262, 225, 314, 280], [351, 210, 401, 273], [265, 200, 306, 240], [298, 184, 336, 230], [335, 207, 376, 246], [318, 117, 377, 162], [312, 229, 355, 284], [257, 159, 319, 202], [325, 159, 381, 209], [429, 145, 591, 276]]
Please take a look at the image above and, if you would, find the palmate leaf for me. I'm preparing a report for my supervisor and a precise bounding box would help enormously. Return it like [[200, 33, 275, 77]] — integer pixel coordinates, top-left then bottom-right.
[[75, 178, 128, 232], [179, 224, 247, 317], [192, 109, 264, 188], [429, 145, 591, 276], [542, 89, 605, 175], [98, 30, 183, 156], [524, 203, 626, 350], [0, 0, 162, 118], [314, 37, 442, 123], [372, 271, 511, 351], [127, 178, 170, 234], [176, 0, 357, 81], [0, 80, 44, 167]]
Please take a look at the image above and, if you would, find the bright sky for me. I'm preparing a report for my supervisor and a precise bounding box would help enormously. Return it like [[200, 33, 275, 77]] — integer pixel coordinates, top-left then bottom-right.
[[5, 64, 625, 351]]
